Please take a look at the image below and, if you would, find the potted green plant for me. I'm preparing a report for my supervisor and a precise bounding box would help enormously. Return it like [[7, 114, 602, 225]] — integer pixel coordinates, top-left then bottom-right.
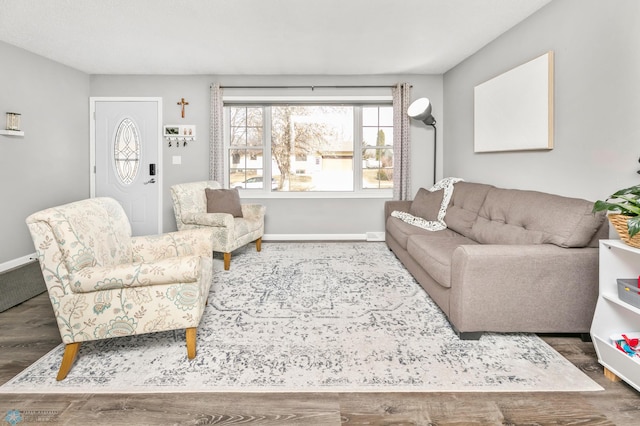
[[593, 184, 640, 247]]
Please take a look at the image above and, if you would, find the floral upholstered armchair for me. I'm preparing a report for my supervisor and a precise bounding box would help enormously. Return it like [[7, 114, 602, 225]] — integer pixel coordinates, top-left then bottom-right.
[[170, 181, 265, 270], [25, 197, 213, 380]]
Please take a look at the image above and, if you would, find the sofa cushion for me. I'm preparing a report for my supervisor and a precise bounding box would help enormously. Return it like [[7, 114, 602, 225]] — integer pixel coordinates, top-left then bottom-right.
[[471, 188, 606, 248], [407, 234, 478, 288], [386, 216, 459, 250], [443, 182, 494, 238], [410, 187, 444, 221]]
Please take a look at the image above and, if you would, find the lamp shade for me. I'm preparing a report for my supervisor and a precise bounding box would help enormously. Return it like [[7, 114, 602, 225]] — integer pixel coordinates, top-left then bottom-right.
[[407, 98, 435, 125]]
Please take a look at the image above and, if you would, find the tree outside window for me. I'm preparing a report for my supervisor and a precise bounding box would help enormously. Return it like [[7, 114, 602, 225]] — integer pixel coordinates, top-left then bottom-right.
[[225, 103, 393, 193]]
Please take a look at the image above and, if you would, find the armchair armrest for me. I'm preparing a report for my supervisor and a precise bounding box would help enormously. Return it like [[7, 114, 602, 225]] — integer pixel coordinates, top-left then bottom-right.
[[241, 203, 266, 219], [69, 255, 202, 293], [181, 212, 234, 228], [448, 244, 600, 333], [132, 228, 214, 261]]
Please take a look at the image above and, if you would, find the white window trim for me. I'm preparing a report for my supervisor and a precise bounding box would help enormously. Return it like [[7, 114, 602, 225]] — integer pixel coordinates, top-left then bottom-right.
[[224, 95, 392, 104], [223, 96, 394, 199]]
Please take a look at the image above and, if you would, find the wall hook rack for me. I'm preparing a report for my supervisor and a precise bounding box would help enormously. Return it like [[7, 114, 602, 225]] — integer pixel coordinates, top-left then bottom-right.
[[164, 125, 196, 147]]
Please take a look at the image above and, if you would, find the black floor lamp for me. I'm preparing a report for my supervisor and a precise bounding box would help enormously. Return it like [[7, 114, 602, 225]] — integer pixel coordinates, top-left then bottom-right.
[[407, 97, 437, 185]]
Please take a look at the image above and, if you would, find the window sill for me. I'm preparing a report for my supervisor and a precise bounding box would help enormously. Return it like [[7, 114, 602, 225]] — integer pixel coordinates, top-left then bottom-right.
[[236, 190, 393, 200]]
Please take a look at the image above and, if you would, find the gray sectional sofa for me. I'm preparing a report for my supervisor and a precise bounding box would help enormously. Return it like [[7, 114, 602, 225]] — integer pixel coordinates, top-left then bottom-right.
[[385, 181, 608, 339]]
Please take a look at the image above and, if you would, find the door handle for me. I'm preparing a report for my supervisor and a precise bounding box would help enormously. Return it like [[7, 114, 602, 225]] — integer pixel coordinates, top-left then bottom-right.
[[144, 178, 156, 185]]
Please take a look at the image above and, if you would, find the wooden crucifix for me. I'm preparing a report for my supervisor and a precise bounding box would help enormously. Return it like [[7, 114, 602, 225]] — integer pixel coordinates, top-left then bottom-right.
[[177, 98, 189, 118]]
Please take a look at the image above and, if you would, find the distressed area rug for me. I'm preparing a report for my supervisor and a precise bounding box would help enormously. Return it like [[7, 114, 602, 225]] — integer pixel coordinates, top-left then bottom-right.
[[1, 242, 602, 393]]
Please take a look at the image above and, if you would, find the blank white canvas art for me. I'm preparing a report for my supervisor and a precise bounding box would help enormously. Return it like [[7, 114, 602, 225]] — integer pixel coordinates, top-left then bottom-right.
[[474, 51, 553, 152]]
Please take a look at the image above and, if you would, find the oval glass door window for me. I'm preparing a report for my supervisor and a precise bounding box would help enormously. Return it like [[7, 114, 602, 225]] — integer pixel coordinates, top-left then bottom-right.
[[114, 118, 140, 185]]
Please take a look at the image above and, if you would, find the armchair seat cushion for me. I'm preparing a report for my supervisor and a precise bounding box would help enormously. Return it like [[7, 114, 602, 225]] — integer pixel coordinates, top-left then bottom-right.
[[131, 228, 215, 260], [181, 212, 235, 228], [69, 255, 201, 293]]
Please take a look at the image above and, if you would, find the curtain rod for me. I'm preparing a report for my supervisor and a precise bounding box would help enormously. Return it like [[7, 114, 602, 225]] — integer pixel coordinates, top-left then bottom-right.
[[214, 84, 402, 90]]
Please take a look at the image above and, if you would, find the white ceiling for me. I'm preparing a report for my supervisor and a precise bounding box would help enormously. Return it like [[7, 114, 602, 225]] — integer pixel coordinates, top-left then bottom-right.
[[0, 0, 553, 75]]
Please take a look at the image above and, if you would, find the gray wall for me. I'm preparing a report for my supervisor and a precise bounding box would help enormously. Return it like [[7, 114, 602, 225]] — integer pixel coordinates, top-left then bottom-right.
[[0, 41, 90, 265], [90, 74, 442, 236], [443, 0, 640, 202], [4, 0, 637, 266]]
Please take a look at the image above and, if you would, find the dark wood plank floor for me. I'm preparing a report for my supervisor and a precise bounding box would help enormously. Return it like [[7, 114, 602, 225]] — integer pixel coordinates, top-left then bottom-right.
[[1, 293, 639, 425]]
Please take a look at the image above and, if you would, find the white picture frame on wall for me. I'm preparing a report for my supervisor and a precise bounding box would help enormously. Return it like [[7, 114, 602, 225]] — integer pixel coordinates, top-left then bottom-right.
[[474, 51, 554, 153]]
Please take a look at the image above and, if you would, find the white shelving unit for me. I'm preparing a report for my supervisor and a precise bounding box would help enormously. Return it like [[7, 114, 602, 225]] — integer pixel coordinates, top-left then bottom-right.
[[591, 239, 640, 391]]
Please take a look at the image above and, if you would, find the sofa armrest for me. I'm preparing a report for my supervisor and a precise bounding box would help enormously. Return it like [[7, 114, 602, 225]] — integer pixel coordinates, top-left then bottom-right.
[[69, 255, 201, 293], [448, 244, 600, 333], [385, 200, 412, 219], [131, 228, 214, 261]]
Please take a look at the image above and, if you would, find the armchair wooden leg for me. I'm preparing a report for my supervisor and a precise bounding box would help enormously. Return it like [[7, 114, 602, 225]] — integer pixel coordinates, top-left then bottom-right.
[[256, 237, 262, 252], [223, 252, 231, 270], [57, 342, 81, 381], [186, 327, 197, 359]]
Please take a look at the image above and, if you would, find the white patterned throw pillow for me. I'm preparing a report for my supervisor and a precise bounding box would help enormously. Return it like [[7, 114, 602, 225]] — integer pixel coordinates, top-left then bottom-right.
[[391, 177, 463, 231]]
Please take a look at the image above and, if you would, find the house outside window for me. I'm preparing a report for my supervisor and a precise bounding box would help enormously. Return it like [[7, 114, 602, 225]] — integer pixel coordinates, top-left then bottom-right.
[[228, 107, 264, 187], [224, 101, 393, 195]]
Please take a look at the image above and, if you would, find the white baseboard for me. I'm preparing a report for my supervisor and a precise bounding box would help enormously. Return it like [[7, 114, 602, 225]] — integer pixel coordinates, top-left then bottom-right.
[[264, 233, 385, 241], [0, 253, 37, 274], [365, 232, 385, 241]]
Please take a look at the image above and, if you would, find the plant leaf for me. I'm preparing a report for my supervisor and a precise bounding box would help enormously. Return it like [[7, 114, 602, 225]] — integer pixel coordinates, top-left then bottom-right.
[[614, 198, 640, 216], [628, 216, 640, 238], [612, 185, 640, 198], [594, 201, 639, 215], [594, 185, 640, 216], [593, 200, 620, 213]]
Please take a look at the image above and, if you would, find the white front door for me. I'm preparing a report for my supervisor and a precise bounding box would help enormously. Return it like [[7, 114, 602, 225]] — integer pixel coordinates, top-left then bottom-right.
[[91, 98, 162, 236]]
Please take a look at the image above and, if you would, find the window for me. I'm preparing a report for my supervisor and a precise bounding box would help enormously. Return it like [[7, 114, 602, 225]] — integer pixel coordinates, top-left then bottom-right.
[[113, 117, 140, 185], [362, 106, 394, 189], [228, 107, 264, 187], [224, 102, 393, 194]]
